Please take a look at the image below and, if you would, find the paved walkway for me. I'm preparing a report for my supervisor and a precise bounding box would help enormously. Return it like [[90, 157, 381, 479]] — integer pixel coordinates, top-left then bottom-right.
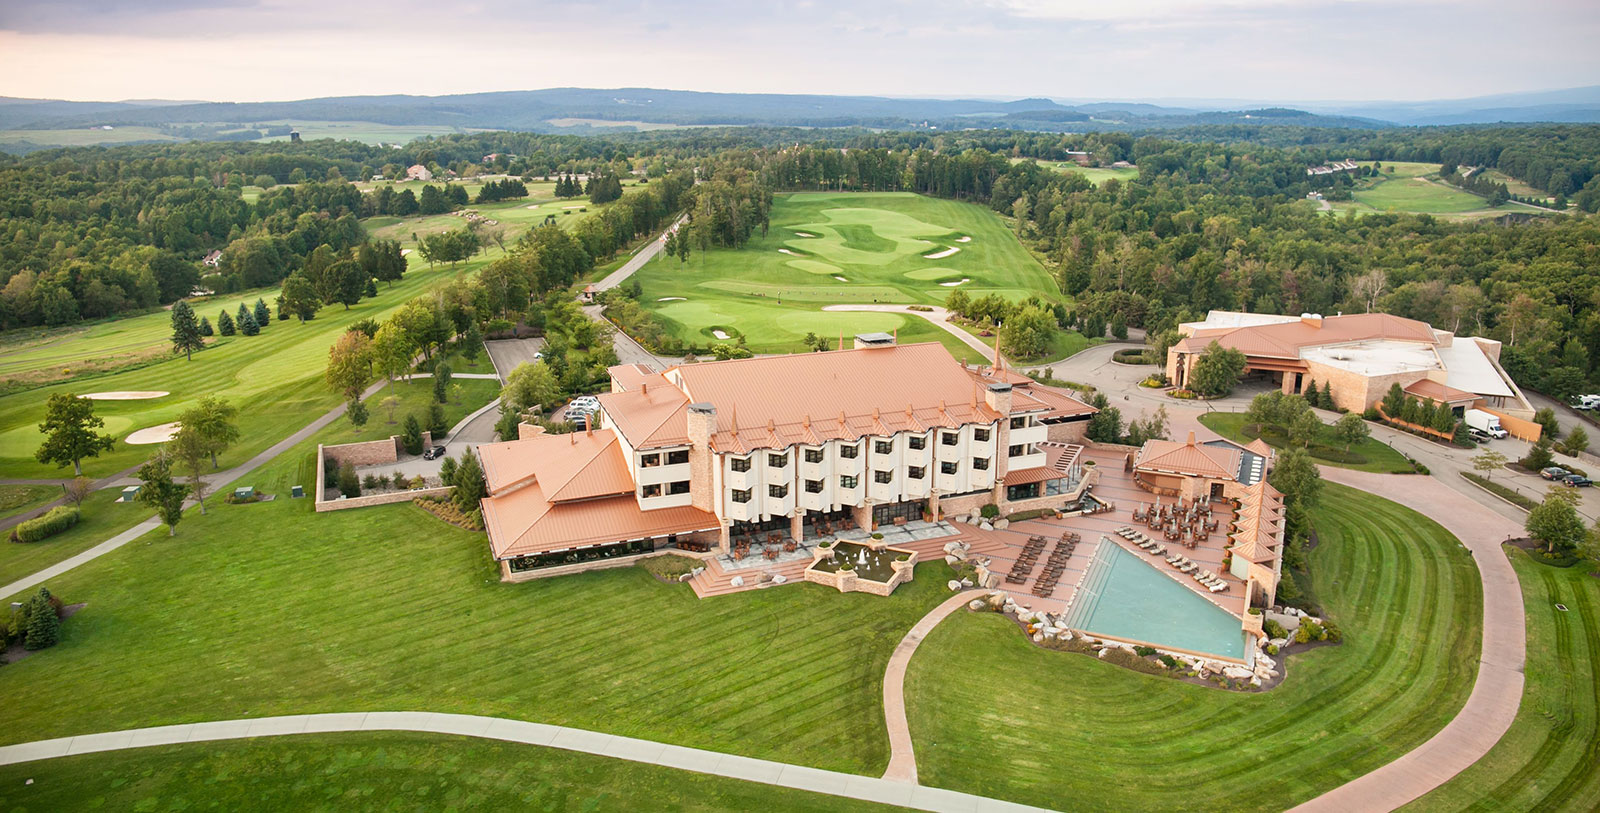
[[591, 214, 686, 292], [882, 590, 978, 783], [823, 305, 992, 360], [0, 712, 1056, 813], [1289, 467, 1527, 812]]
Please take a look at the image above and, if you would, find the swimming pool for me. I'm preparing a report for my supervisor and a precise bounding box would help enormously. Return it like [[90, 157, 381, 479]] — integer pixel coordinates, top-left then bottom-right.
[[1063, 539, 1248, 661]]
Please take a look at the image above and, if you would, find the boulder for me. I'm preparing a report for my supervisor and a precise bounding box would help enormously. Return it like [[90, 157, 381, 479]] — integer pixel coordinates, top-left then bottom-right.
[[994, 519, 1010, 530], [968, 599, 986, 611], [1041, 626, 1062, 636], [944, 554, 961, 566], [1223, 666, 1252, 680], [730, 576, 744, 587], [947, 580, 962, 591], [771, 574, 787, 584], [1032, 633, 1043, 643], [1269, 637, 1288, 649], [1250, 677, 1262, 687], [979, 521, 994, 532], [959, 578, 974, 588]]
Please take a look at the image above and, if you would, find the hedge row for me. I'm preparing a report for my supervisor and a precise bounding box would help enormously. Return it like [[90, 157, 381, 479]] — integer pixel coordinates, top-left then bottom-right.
[[12, 506, 80, 543]]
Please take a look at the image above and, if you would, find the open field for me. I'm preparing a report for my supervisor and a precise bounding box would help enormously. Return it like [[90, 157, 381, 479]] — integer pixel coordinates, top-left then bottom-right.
[[0, 494, 952, 775], [0, 732, 890, 812], [254, 120, 483, 145], [1018, 158, 1140, 185], [635, 192, 1069, 355], [0, 489, 136, 587], [0, 483, 59, 519], [1407, 549, 1600, 811], [1322, 162, 1546, 220], [905, 483, 1483, 810], [0, 126, 184, 150], [546, 117, 705, 131], [1199, 411, 1414, 474]]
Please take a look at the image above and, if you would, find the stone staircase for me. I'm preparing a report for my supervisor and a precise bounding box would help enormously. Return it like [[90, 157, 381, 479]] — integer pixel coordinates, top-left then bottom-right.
[[688, 554, 810, 599]]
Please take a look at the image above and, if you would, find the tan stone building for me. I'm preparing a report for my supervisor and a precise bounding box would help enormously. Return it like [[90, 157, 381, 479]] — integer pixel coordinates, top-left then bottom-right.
[[477, 338, 1096, 581], [1167, 310, 1534, 420]]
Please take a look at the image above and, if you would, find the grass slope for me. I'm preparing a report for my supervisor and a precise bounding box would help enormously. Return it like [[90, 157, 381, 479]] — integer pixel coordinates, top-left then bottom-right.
[[0, 732, 895, 812], [0, 483, 59, 519], [635, 192, 1066, 355], [0, 495, 949, 775], [904, 483, 1483, 810], [1199, 411, 1414, 474], [0, 489, 136, 587], [1406, 550, 1600, 811]]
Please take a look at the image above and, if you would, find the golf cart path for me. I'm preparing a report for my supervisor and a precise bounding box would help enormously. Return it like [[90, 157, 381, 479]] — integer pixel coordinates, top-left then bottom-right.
[[882, 590, 976, 783], [1, 375, 395, 601], [821, 304, 1139, 368], [0, 711, 1057, 813], [1288, 468, 1526, 812]]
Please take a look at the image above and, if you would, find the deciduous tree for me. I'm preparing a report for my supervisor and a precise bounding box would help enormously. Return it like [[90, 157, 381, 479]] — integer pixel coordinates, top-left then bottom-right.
[[35, 394, 115, 476], [135, 450, 188, 537]]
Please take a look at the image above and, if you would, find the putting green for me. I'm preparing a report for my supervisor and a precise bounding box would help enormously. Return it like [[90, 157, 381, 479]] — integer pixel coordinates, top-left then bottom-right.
[[636, 192, 1067, 355]]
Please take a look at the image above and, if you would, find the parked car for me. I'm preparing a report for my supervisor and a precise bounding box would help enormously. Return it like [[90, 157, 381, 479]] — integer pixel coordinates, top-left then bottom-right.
[[1467, 427, 1492, 443], [1540, 466, 1570, 480], [1562, 474, 1593, 488], [1573, 394, 1600, 410], [422, 444, 446, 460]]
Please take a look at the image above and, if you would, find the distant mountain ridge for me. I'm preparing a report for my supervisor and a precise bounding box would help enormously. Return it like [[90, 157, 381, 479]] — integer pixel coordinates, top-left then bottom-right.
[[1, 85, 1595, 140]]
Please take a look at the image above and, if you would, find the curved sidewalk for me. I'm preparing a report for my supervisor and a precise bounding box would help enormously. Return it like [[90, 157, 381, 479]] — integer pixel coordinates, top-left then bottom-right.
[[1289, 468, 1526, 812], [0, 711, 1056, 813], [883, 591, 978, 783]]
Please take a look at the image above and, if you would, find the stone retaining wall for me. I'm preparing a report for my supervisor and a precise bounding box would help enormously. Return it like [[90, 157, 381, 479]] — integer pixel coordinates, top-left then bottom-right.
[[315, 485, 452, 513], [323, 437, 401, 467]]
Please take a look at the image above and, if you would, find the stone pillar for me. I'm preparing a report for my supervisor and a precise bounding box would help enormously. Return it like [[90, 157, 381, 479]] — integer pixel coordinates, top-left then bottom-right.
[[1280, 372, 1296, 394], [687, 402, 716, 513], [498, 558, 513, 582], [927, 490, 941, 521], [790, 509, 804, 541], [852, 501, 873, 531], [985, 382, 1014, 480], [717, 521, 731, 554]]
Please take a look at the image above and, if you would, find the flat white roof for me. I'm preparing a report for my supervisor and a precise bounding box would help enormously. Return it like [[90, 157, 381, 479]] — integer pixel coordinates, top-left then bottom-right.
[[1181, 310, 1302, 332], [1437, 338, 1515, 398], [1302, 340, 1441, 377]]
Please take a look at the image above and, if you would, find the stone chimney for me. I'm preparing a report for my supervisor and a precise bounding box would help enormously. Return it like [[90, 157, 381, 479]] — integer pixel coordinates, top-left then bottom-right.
[[687, 402, 717, 512], [517, 421, 547, 441], [986, 382, 1013, 479]]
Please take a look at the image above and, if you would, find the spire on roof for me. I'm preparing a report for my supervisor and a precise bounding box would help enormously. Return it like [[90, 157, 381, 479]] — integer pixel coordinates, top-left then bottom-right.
[[993, 322, 1003, 372]]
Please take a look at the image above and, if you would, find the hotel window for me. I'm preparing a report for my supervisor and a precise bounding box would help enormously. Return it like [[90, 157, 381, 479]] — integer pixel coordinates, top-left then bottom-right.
[[940, 461, 958, 475], [908, 466, 925, 479], [804, 448, 824, 463], [874, 470, 893, 484], [640, 453, 660, 468], [641, 484, 663, 498], [732, 488, 751, 503], [768, 452, 789, 468], [668, 481, 690, 495], [667, 450, 689, 465], [973, 457, 990, 471], [941, 432, 959, 446], [730, 457, 750, 472], [839, 444, 859, 459], [974, 428, 991, 442], [1011, 416, 1027, 429], [840, 474, 859, 489], [1008, 444, 1024, 457], [908, 436, 926, 450], [805, 479, 824, 493], [874, 440, 893, 455], [769, 484, 789, 498]]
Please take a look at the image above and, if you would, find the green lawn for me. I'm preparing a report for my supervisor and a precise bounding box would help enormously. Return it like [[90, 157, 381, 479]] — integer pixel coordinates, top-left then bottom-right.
[[635, 192, 1068, 354], [255, 121, 484, 145], [1406, 550, 1600, 811], [0, 482, 59, 519], [1019, 159, 1140, 185], [905, 483, 1483, 810], [0, 127, 184, 151], [953, 318, 1094, 363], [1199, 411, 1414, 474], [0, 495, 952, 775], [0, 732, 895, 812], [0, 489, 144, 588]]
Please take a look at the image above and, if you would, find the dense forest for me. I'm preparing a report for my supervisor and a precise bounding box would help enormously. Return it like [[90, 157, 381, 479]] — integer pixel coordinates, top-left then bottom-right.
[[0, 124, 1597, 398]]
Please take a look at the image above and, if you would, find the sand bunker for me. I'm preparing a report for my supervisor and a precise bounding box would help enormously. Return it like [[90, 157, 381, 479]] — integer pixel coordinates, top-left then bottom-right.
[[711, 329, 730, 340], [658, 297, 686, 302], [563, 205, 585, 210], [940, 279, 971, 287], [794, 231, 816, 237], [778, 248, 802, 256], [923, 247, 960, 259], [956, 236, 972, 243], [125, 421, 181, 445], [83, 391, 168, 400], [833, 276, 848, 282], [401, 249, 414, 257]]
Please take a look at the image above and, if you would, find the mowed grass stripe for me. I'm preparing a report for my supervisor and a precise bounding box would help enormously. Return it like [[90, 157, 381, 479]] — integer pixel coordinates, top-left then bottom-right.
[[903, 483, 1482, 811], [0, 497, 949, 774]]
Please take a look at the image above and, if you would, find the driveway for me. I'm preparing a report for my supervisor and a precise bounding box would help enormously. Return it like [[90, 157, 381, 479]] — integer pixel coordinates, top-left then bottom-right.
[[484, 338, 545, 382]]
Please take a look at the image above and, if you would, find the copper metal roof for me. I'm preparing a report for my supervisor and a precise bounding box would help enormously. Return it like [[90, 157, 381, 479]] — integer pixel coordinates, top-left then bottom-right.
[[1175, 313, 1436, 360], [607, 363, 662, 393], [1135, 435, 1241, 480], [1403, 378, 1478, 404], [476, 430, 633, 502], [483, 482, 718, 559], [598, 385, 691, 449]]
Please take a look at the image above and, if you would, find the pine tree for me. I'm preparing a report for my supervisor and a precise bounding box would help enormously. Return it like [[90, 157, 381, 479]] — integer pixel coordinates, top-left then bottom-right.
[[1321, 381, 1335, 410], [427, 402, 448, 436], [401, 414, 424, 455], [199, 316, 214, 337], [364, 278, 378, 298], [23, 588, 59, 650], [1302, 378, 1319, 407], [253, 298, 270, 327], [217, 309, 236, 336], [438, 455, 458, 487], [170, 300, 204, 360], [239, 309, 260, 336], [452, 452, 486, 513]]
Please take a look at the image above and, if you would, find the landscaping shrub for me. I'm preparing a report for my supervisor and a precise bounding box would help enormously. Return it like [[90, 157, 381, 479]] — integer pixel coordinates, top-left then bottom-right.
[[22, 587, 60, 650], [980, 503, 1000, 519], [362, 474, 382, 490], [11, 506, 80, 543], [1462, 473, 1538, 510], [414, 495, 484, 531], [1158, 654, 1180, 669], [1134, 645, 1157, 656], [427, 402, 448, 437], [1264, 618, 1288, 639], [1100, 646, 1169, 676], [337, 462, 360, 498], [1266, 644, 1279, 656], [1294, 620, 1326, 644], [401, 414, 424, 455], [391, 472, 409, 490], [438, 456, 458, 487]]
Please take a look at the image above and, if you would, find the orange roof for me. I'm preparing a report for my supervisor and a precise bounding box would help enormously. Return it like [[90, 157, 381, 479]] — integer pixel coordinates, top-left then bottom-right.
[[1135, 434, 1240, 480], [1403, 378, 1477, 404], [1175, 313, 1436, 360], [1019, 384, 1097, 420], [607, 363, 662, 393], [1004, 466, 1061, 486], [1229, 480, 1284, 566], [482, 482, 718, 559], [476, 429, 633, 502], [598, 384, 690, 449], [1245, 439, 1273, 458]]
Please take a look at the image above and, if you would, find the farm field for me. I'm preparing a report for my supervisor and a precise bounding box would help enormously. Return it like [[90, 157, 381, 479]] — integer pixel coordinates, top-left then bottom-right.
[[1199, 411, 1414, 474], [1021, 158, 1140, 185], [363, 181, 640, 249], [1406, 549, 1600, 811], [254, 120, 483, 144], [635, 191, 1069, 355], [1323, 162, 1546, 219], [905, 483, 1483, 810], [0, 732, 889, 812], [0, 494, 952, 776], [0, 126, 184, 151]]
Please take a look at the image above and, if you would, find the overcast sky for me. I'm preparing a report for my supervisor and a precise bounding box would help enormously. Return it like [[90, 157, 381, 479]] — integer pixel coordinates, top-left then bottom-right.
[[1, 0, 1596, 103]]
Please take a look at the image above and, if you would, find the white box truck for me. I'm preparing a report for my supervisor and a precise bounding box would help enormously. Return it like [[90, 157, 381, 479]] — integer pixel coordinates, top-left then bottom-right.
[[1465, 408, 1508, 439], [1575, 394, 1600, 411]]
